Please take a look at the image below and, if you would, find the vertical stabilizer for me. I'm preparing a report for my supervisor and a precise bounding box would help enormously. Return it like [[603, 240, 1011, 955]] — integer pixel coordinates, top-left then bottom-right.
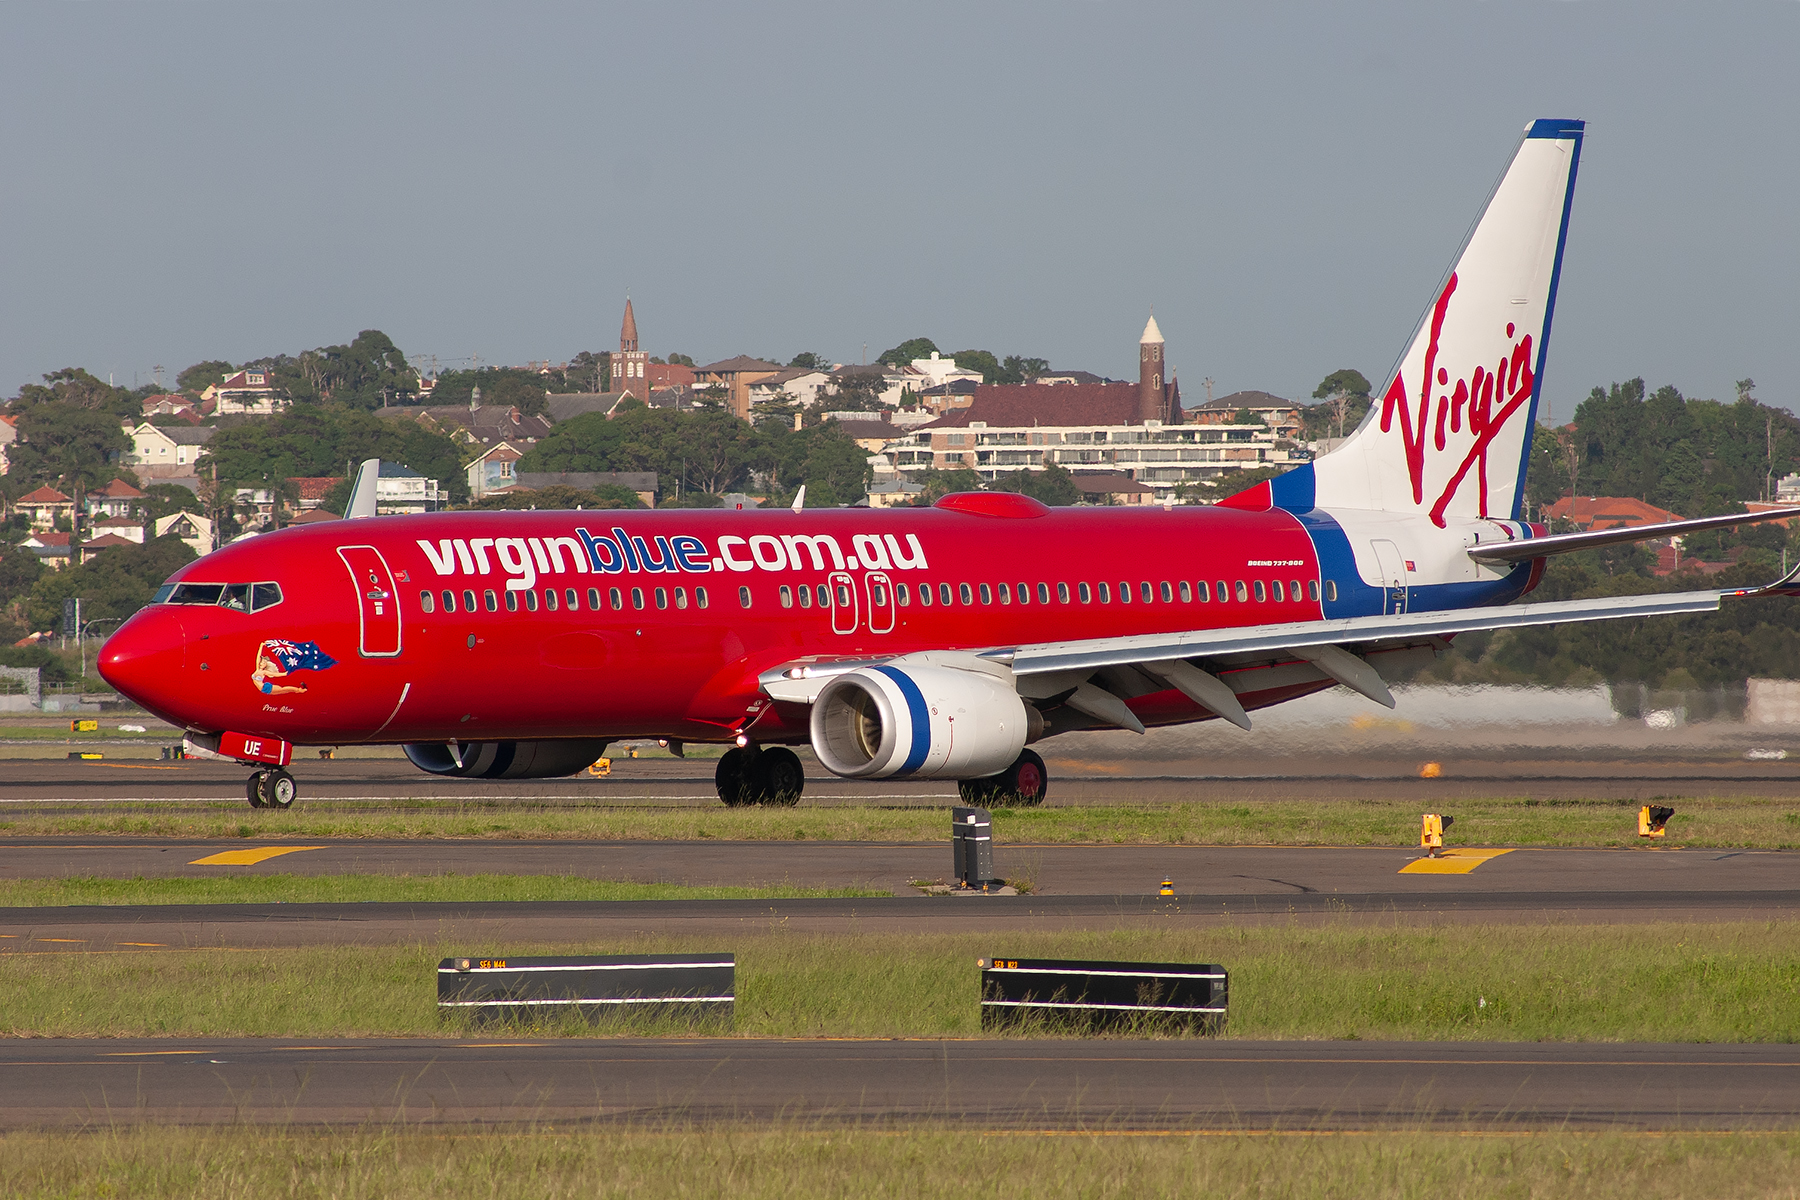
[[1233, 119, 1583, 523], [346, 458, 381, 519]]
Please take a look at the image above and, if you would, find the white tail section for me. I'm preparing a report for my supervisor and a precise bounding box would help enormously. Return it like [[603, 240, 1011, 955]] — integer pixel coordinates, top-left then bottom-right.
[[1310, 119, 1583, 526]]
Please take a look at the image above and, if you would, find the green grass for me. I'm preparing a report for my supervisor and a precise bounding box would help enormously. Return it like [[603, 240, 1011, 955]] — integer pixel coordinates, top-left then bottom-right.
[[3, 1126, 1799, 1200], [7, 794, 1800, 848], [6, 923, 1800, 1042], [0, 874, 890, 908]]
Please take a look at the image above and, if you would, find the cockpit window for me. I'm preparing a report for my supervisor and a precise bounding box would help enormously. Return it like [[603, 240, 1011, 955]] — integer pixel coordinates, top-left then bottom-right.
[[154, 581, 283, 611]]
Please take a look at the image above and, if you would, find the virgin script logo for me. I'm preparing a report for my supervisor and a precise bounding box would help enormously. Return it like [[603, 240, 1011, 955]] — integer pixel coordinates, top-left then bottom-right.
[[1378, 272, 1536, 527]]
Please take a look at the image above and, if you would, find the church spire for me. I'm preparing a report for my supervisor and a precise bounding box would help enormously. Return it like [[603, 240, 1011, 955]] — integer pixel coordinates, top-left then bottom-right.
[[1138, 311, 1166, 423], [620, 299, 639, 353]]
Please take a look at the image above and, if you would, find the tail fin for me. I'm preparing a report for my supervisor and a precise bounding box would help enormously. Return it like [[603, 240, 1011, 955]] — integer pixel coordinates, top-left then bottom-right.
[[1236, 118, 1584, 523]]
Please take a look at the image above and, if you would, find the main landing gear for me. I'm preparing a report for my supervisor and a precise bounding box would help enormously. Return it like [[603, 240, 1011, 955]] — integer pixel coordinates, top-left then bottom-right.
[[958, 749, 1048, 808], [245, 768, 298, 810], [715, 745, 805, 807]]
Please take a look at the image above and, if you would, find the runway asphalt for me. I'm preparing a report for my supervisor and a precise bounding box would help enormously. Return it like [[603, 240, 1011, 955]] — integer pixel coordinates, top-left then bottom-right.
[[6, 1037, 1798, 1130], [9, 754, 1800, 806]]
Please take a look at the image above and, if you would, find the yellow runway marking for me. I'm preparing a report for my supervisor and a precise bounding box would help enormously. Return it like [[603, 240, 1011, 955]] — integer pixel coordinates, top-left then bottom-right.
[[1399, 848, 1514, 875], [189, 846, 326, 866], [116, 942, 166, 947], [34, 938, 86, 943]]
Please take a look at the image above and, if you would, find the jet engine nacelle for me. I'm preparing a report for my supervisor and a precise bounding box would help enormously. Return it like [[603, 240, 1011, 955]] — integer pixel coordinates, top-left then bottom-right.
[[402, 739, 609, 780], [810, 661, 1031, 780]]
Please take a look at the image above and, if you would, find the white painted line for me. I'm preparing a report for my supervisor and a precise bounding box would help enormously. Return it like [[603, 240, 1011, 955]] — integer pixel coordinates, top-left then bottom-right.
[[0, 793, 958, 804]]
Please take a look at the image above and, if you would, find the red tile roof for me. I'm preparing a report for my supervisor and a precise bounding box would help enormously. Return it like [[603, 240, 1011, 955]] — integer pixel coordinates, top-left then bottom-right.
[[27, 531, 71, 547], [288, 476, 343, 501], [79, 534, 136, 551], [16, 486, 72, 505], [88, 478, 146, 499], [1542, 496, 1683, 528]]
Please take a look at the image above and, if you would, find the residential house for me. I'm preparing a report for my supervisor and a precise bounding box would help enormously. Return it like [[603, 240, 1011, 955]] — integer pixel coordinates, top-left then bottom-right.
[[746, 368, 832, 409], [0, 414, 17, 474], [154, 512, 214, 556], [1070, 472, 1155, 505], [124, 423, 216, 480], [467, 442, 526, 499], [15, 486, 76, 531], [199, 369, 288, 416], [230, 487, 279, 529], [23, 530, 71, 569], [907, 352, 984, 391], [85, 478, 146, 520], [915, 379, 980, 415], [376, 463, 444, 515], [141, 394, 200, 421], [694, 356, 785, 420], [1540, 496, 1683, 529], [1190, 390, 1304, 439], [289, 508, 340, 526], [89, 516, 145, 545], [514, 472, 658, 508], [78, 533, 137, 563], [288, 477, 341, 513], [866, 478, 925, 508], [379, 402, 553, 449], [1034, 370, 1109, 385]]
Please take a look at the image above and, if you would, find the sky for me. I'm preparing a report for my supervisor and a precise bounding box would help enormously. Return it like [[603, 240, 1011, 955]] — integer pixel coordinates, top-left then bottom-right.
[[2, 2, 1795, 417]]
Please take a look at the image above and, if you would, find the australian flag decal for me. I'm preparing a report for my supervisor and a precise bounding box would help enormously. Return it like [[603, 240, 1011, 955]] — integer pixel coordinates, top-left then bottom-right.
[[263, 640, 338, 673]]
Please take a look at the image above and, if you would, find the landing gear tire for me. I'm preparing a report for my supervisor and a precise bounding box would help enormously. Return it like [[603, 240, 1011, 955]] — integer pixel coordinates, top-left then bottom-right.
[[961, 749, 1048, 809], [756, 747, 805, 807], [258, 768, 297, 810], [246, 773, 267, 809], [716, 748, 753, 807]]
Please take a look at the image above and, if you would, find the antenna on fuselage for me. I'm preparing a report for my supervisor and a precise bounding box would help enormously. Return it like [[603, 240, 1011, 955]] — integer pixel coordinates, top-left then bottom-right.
[[346, 459, 381, 519], [790, 485, 806, 513]]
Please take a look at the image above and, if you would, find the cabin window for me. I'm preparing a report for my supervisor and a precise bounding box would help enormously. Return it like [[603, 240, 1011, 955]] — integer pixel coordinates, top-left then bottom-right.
[[738, 585, 752, 608], [1254, 581, 1267, 603], [917, 582, 932, 606], [506, 590, 519, 612], [1117, 582, 1130, 604], [996, 583, 1010, 605], [463, 589, 478, 612], [1143, 581, 1156, 603], [1271, 580, 1284, 602], [544, 589, 559, 612], [1098, 582, 1111, 603], [832, 583, 848, 607], [1324, 580, 1338, 602], [524, 590, 538, 612], [250, 582, 283, 611], [1234, 581, 1247, 603], [609, 587, 623, 610], [871, 581, 888, 606], [485, 590, 498, 612], [1160, 581, 1173, 603], [631, 587, 645, 610], [780, 585, 794, 608], [1307, 580, 1319, 602], [420, 590, 435, 613], [798, 584, 813, 608], [566, 588, 580, 610], [1037, 583, 1050, 604], [675, 587, 688, 610], [1215, 580, 1228, 602], [217, 583, 244, 610], [588, 588, 602, 611], [1289, 580, 1302, 601], [1078, 582, 1091, 603], [979, 583, 992, 604], [941, 583, 955, 605], [655, 587, 669, 610], [696, 586, 709, 609], [1058, 582, 1070, 603], [442, 590, 456, 613], [896, 583, 911, 606], [958, 583, 973, 605], [1194, 581, 1208, 602]]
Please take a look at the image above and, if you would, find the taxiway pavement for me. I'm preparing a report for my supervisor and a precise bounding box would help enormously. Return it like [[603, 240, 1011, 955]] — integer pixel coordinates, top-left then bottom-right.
[[5, 1037, 1797, 1130]]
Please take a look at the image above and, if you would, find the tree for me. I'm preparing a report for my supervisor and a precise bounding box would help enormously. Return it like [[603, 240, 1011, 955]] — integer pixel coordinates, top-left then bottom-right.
[[878, 338, 939, 366], [1310, 368, 1373, 440], [766, 424, 871, 506], [141, 484, 203, 523], [788, 352, 830, 371], [3, 403, 131, 496], [9, 368, 140, 422], [994, 462, 1079, 505], [426, 367, 551, 414], [997, 356, 1049, 385], [0, 542, 44, 611], [470, 484, 642, 511], [199, 406, 469, 512], [947, 349, 1002, 384], [26, 535, 196, 631], [176, 361, 235, 393], [667, 353, 696, 367]]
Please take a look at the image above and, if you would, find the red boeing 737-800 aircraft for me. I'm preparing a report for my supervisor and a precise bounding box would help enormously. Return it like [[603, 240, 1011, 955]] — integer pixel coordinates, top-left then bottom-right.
[[100, 119, 1800, 809]]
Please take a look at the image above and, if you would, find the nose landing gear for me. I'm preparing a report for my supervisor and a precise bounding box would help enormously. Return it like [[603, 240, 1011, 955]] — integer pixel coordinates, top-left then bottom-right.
[[245, 769, 298, 810]]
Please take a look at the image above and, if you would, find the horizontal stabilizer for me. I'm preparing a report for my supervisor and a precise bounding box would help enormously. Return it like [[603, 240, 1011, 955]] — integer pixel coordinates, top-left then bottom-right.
[[1469, 506, 1800, 563]]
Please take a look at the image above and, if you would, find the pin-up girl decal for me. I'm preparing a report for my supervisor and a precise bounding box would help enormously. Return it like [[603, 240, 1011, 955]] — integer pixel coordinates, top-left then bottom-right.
[[251, 639, 339, 696]]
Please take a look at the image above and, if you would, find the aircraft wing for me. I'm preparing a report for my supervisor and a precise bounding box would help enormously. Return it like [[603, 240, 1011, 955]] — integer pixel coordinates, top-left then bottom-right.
[[759, 564, 1800, 725], [1467, 506, 1800, 563]]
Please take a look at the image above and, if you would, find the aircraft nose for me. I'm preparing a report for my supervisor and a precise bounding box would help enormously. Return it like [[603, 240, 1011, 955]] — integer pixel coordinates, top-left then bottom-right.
[[98, 611, 186, 716]]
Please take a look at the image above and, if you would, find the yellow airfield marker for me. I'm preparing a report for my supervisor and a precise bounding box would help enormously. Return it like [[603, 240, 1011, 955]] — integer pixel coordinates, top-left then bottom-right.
[[1400, 848, 1514, 875], [189, 846, 326, 866]]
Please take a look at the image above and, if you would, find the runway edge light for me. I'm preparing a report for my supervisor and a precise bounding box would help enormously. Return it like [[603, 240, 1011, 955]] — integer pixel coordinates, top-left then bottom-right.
[[1639, 805, 1675, 838], [1421, 813, 1454, 856]]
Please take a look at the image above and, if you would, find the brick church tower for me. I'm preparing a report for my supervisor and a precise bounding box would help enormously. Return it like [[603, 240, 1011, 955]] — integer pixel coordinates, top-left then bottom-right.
[[610, 299, 648, 397], [1138, 314, 1166, 423]]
